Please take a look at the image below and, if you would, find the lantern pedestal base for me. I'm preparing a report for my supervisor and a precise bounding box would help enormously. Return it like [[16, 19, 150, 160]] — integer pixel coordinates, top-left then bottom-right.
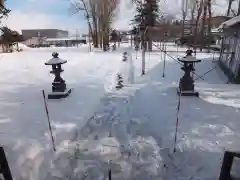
[[177, 88, 199, 97], [48, 88, 72, 99]]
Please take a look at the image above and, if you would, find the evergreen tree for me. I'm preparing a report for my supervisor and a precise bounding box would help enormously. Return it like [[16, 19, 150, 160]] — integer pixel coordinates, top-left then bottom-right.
[[0, 0, 10, 20], [132, 0, 159, 51]]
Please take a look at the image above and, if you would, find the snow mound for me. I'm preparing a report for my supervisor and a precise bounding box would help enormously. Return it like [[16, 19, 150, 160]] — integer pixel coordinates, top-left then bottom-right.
[[12, 43, 31, 51], [49, 90, 166, 180]]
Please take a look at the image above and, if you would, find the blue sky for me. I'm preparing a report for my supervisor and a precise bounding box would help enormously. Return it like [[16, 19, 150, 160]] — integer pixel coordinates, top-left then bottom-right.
[[2, 0, 141, 34], [2, 0, 228, 35], [3, 0, 87, 34], [6, 0, 86, 18]]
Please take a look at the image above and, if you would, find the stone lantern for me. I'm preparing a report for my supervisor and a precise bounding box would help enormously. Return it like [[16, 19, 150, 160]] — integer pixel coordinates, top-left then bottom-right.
[[45, 52, 71, 99], [177, 49, 201, 97], [123, 52, 128, 62]]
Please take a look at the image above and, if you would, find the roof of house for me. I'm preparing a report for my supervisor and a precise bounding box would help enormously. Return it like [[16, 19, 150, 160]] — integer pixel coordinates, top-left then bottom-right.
[[22, 29, 68, 33], [46, 37, 85, 41], [219, 15, 240, 29]]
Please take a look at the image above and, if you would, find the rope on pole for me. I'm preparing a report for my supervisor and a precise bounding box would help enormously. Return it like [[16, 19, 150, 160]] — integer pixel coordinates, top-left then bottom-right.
[[152, 43, 204, 80], [194, 65, 218, 81], [173, 90, 181, 153], [42, 90, 56, 152]]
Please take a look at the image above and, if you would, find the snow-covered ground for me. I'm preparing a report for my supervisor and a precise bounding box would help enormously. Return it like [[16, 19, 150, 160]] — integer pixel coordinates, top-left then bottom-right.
[[0, 45, 135, 179], [1, 43, 240, 180]]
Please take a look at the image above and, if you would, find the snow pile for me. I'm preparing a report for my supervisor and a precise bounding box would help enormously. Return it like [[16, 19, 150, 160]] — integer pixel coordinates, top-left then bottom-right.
[[12, 43, 31, 51], [49, 89, 166, 180], [18, 43, 30, 50]]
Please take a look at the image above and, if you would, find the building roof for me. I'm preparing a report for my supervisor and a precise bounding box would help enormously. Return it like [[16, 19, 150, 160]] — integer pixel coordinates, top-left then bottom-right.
[[219, 15, 240, 29], [22, 29, 68, 32], [46, 37, 85, 41]]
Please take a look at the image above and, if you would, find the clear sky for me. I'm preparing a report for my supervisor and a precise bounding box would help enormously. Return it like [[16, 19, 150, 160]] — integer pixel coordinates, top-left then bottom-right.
[[2, 0, 137, 34], [2, 0, 229, 35], [3, 0, 87, 34]]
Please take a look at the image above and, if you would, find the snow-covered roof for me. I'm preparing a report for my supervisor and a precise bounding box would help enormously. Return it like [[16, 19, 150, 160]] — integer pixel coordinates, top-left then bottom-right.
[[45, 57, 67, 65], [178, 56, 201, 63], [219, 15, 240, 29], [211, 28, 220, 33], [46, 37, 85, 41]]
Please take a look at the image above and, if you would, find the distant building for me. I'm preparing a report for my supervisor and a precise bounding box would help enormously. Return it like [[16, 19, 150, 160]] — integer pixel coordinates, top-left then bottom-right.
[[151, 24, 182, 41], [45, 37, 87, 47], [21, 29, 69, 40], [197, 16, 230, 36], [23, 36, 86, 47]]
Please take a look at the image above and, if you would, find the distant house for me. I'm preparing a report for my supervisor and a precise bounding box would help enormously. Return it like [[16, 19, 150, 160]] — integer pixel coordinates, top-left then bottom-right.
[[22, 29, 69, 40], [45, 37, 86, 47], [190, 16, 230, 37], [21, 29, 69, 47], [150, 23, 182, 41], [218, 15, 240, 83]]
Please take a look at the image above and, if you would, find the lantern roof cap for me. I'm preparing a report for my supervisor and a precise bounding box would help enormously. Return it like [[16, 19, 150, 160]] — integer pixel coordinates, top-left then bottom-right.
[[45, 52, 67, 65], [178, 56, 201, 63]]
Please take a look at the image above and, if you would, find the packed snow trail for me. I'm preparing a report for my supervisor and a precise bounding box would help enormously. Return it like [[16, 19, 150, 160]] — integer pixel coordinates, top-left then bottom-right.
[[50, 44, 240, 180], [49, 89, 166, 180], [0, 45, 137, 180]]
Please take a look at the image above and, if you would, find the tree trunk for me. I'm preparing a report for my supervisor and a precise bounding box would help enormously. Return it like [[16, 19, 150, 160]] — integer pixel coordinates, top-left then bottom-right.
[[200, 1, 207, 49], [103, 29, 108, 52], [99, 29, 103, 49], [147, 27, 152, 51], [207, 0, 212, 52], [190, 1, 197, 35], [92, 10, 99, 47], [181, 0, 188, 38], [227, 0, 233, 16], [98, 16, 103, 48], [80, 0, 95, 46], [194, 0, 203, 47], [181, 11, 186, 38]]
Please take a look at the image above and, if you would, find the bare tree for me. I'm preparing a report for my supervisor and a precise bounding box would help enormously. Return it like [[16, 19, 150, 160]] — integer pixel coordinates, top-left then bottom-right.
[[70, 0, 95, 46], [192, 0, 212, 50], [95, 0, 119, 51], [227, 0, 234, 16], [70, 0, 119, 51], [189, 0, 198, 35], [207, 0, 212, 44], [181, 0, 189, 38], [193, 0, 203, 45]]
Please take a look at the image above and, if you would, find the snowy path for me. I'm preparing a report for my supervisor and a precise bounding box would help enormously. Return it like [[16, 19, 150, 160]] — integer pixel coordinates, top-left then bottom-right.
[[51, 44, 240, 180], [0, 46, 134, 180]]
